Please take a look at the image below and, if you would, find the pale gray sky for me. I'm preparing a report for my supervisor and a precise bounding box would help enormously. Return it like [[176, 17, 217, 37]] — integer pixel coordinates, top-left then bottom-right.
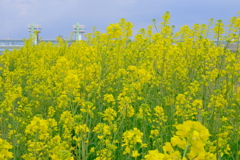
[[1, 0, 240, 39]]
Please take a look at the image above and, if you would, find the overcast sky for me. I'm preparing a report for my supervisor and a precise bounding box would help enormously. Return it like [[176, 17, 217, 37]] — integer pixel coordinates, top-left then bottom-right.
[[1, 0, 240, 40]]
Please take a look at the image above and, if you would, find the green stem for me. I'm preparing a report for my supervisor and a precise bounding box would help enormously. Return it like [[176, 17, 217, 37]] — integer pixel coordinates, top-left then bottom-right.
[[82, 139, 85, 160], [183, 143, 190, 158]]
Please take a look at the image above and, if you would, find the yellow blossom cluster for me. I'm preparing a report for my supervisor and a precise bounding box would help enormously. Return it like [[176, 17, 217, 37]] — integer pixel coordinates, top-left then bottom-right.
[[0, 138, 13, 159], [145, 121, 216, 160]]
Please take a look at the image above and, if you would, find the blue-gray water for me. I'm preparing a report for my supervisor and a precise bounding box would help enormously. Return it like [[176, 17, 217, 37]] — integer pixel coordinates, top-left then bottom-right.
[[0, 40, 238, 55], [0, 39, 61, 55]]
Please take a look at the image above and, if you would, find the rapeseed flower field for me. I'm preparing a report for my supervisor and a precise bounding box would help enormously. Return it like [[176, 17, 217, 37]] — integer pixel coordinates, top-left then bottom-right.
[[0, 12, 240, 159]]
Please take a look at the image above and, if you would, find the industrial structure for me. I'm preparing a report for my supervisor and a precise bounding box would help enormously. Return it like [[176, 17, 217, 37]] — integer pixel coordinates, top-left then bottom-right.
[[73, 22, 86, 40], [27, 23, 42, 45], [0, 22, 86, 54]]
